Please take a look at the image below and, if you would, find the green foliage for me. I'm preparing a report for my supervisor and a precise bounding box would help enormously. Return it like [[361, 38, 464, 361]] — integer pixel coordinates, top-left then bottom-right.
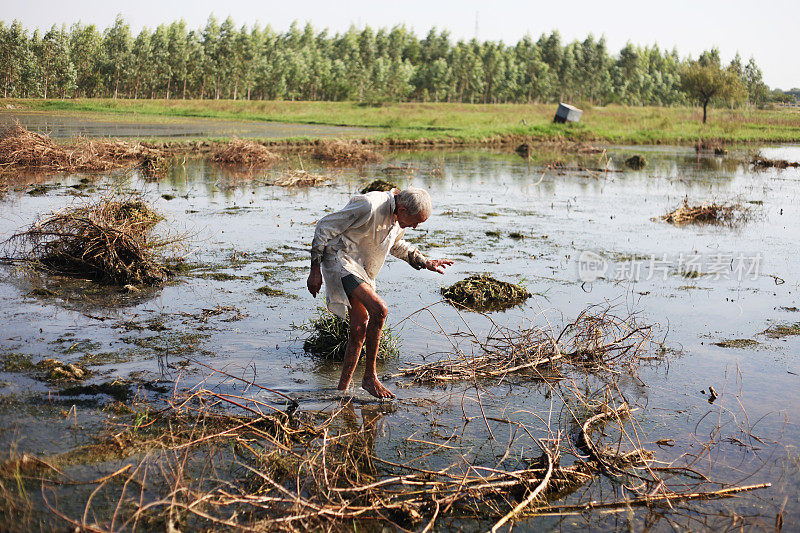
[[680, 54, 746, 123], [441, 274, 531, 312], [0, 17, 774, 106], [302, 307, 400, 361]]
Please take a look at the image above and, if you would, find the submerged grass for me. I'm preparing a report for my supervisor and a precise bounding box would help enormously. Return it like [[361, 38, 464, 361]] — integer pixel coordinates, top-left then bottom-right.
[[442, 274, 531, 312], [302, 307, 399, 361]]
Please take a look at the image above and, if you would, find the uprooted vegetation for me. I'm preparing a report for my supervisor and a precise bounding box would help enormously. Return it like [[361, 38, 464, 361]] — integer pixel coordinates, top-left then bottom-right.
[[625, 154, 647, 170], [3, 361, 769, 532], [301, 307, 399, 361], [751, 155, 800, 169], [442, 273, 531, 311], [660, 198, 750, 225], [0, 124, 165, 172], [273, 170, 329, 187], [211, 137, 282, 166], [3, 196, 179, 285], [360, 178, 397, 193], [395, 305, 654, 383], [312, 139, 382, 165]]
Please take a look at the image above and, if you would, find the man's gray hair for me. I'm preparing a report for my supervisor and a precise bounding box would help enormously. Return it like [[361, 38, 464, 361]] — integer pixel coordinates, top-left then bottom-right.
[[396, 187, 432, 217]]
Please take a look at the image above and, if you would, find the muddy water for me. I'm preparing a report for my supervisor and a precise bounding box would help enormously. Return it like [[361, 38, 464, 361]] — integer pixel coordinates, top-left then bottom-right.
[[0, 109, 375, 139], [1, 144, 800, 530]]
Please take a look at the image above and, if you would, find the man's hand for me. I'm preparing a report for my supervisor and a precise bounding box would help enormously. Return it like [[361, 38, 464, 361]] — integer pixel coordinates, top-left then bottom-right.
[[307, 264, 322, 296], [424, 258, 454, 274]]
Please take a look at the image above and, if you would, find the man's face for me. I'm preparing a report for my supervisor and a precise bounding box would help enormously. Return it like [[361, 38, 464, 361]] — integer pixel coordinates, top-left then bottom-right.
[[396, 206, 428, 229]]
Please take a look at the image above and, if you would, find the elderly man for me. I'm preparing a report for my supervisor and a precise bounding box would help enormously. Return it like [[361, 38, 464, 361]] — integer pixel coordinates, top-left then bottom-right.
[[307, 187, 452, 399]]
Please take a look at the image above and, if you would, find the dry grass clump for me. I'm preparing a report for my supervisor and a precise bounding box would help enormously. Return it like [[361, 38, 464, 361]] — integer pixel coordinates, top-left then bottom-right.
[[302, 307, 399, 361], [661, 198, 749, 225], [751, 155, 800, 169], [4, 196, 175, 285], [211, 137, 281, 166], [442, 274, 531, 312], [360, 179, 397, 193], [0, 124, 164, 172], [312, 139, 382, 165], [274, 170, 329, 187]]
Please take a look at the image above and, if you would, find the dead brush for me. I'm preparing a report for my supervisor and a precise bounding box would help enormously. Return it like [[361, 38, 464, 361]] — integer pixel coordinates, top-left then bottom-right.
[[0, 124, 165, 172], [312, 139, 382, 165], [394, 305, 653, 383], [3, 195, 179, 285], [661, 198, 750, 225], [751, 155, 800, 169], [34, 381, 770, 533], [211, 137, 281, 166], [273, 169, 330, 187]]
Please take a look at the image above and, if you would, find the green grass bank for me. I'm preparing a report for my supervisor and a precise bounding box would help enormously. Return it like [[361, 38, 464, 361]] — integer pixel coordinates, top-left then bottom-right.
[[4, 98, 800, 145]]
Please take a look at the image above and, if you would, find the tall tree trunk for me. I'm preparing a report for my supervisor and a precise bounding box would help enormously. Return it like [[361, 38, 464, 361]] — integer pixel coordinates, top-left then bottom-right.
[[166, 77, 171, 100], [114, 71, 119, 99], [182, 77, 187, 99], [702, 100, 708, 123]]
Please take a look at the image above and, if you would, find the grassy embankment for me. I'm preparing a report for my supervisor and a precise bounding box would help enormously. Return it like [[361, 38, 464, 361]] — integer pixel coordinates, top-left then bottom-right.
[[5, 98, 800, 145]]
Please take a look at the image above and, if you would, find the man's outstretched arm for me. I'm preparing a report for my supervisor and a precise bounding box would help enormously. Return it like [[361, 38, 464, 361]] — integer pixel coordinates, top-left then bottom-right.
[[390, 237, 453, 274]]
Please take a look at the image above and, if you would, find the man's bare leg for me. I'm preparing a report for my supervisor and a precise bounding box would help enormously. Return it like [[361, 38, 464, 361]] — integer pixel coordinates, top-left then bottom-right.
[[349, 284, 395, 399], [338, 299, 368, 392]]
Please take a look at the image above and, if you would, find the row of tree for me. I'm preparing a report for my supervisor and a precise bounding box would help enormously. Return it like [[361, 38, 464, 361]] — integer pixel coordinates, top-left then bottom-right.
[[0, 16, 772, 108]]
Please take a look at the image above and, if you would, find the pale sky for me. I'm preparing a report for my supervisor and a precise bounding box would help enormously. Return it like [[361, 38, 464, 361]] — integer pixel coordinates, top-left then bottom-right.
[[4, 0, 798, 89]]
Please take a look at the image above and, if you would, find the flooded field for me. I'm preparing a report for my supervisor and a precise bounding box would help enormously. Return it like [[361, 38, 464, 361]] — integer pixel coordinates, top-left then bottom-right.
[[0, 109, 375, 139], [1, 141, 800, 530]]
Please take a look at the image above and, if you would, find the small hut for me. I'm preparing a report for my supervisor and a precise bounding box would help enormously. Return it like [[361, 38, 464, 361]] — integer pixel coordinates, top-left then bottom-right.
[[553, 103, 583, 123]]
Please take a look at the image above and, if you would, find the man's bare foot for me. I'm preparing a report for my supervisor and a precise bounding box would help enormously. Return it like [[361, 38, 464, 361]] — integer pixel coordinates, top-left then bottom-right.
[[362, 375, 395, 399]]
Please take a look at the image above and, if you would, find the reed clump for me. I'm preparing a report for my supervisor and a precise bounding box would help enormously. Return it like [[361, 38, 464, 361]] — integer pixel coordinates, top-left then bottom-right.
[[0, 124, 164, 172], [661, 198, 749, 225], [302, 307, 399, 361], [312, 139, 382, 165], [442, 274, 531, 311], [4, 196, 174, 285], [211, 137, 282, 166]]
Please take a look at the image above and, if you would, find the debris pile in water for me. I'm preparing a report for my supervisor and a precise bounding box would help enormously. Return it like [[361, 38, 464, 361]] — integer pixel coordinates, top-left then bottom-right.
[[751, 155, 800, 169], [441, 274, 531, 311], [273, 170, 329, 187], [624, 155, 647, 170], [360, 179, 397, 193], [211, 137, 281, 166], [312, 139, 382, 165], [661, 198, 748, 225], [6, 196, 173, 285], [0, 124, 164, 172]]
